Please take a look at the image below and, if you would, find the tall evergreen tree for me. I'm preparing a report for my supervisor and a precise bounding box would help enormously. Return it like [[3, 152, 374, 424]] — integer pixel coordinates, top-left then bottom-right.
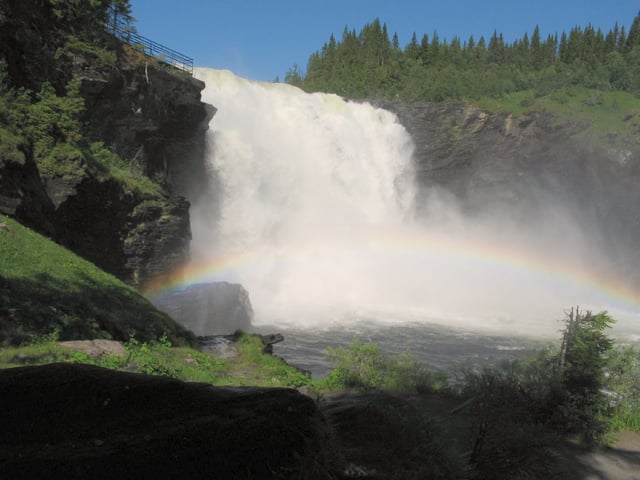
[[531, 24, 542, 67], [287, 11, 640, 100], [626, 13, 640, 50], [405, 32, 420, 60]]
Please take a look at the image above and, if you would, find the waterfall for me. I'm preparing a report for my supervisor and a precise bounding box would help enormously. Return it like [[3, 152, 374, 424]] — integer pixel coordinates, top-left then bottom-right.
[[189, 68, 638, 336]]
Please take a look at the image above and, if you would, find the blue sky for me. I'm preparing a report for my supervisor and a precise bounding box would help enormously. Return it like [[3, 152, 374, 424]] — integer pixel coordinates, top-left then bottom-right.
[[130, 1, 639, 82]]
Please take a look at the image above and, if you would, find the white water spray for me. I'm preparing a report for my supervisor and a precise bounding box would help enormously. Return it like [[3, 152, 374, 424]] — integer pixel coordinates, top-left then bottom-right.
[[191, 68, 639, 337]]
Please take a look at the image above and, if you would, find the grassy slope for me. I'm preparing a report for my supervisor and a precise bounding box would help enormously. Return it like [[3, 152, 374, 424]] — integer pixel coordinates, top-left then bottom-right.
[[0, 332, 311, 389], [473, 87, 640, 151], [0, 213, 194, 346]]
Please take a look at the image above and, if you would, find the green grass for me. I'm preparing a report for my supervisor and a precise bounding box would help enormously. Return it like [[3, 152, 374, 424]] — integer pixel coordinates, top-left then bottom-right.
[[0, 332, 311, 389], [473, 87, 640, 150], [0, 214, 194, 346], [230, 331, 311, 387]]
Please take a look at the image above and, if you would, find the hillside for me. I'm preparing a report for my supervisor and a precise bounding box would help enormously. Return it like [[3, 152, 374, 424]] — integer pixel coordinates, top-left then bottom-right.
[[0, 213, 195, 345]]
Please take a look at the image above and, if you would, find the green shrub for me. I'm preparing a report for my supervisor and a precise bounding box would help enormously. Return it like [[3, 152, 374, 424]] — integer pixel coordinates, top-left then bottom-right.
[[555, 309, 616, 442], [321, 338, 447, 393], [0, 127, 26, 166], [606, 346, 640, 432]]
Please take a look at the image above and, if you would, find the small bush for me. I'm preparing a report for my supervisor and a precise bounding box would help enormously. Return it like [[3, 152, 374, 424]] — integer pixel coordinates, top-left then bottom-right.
[[321, 338, 447, 393], [606, 346, 640, 432]]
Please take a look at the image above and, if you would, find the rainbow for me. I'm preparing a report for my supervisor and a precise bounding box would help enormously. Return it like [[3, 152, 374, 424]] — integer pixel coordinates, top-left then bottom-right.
[[143, 231, 640, 311]]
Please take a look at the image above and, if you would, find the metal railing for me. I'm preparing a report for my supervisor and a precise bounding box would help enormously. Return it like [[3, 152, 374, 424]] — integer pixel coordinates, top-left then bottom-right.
[[107, 14, 194, 75]]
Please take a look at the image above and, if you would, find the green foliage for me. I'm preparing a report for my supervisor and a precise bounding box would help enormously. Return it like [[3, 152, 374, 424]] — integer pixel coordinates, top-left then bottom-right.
[[474, 86, 640, 150], [289, 12, 640, 102], [284, 64, 304, 88], [606, 346, 640, 431], [125, 334, 179, 377], [90, 142, 159, 194], [0, 73, 161, 192], [62, 36, 117, 68], [452, 308, 638, 452], [0, 331, 311, 389], [233, 331, 312, 387], [0, 126, 26, 167], [47, 0, 133, 42], [310, 309, 638, 476], [14, 78, 87, 179], [555, 309, 616, 442], [320, 338, 447, 393]]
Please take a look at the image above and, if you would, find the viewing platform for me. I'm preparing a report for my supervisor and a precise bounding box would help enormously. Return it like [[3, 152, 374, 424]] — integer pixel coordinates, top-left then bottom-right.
[[108, 15, 194, 75]]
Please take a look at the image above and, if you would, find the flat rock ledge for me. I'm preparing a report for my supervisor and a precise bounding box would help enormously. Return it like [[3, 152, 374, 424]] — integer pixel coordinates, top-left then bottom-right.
[[58, 339, 127, 358], [0, 363, 340, 479]]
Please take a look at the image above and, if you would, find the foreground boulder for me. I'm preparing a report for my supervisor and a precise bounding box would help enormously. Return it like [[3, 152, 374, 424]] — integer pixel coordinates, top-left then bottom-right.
[[152, 282, 254, 335], [0, 363, 339, 479]]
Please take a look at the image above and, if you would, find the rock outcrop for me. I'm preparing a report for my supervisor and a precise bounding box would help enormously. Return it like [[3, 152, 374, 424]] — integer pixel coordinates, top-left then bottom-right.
[[382, 100, 640, 278], [152, 282, 254, 335], [0, 363, 340, 479], [0, 2, 208, 287]]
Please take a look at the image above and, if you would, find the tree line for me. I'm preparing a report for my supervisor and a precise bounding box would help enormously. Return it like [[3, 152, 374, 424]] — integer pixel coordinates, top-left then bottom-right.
[[285, 14, 640, 101]]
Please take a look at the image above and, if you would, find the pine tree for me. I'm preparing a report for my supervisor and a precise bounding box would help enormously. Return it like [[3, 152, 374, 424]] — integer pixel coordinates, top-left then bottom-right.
[[558, 308, 615, 442], [605, 23, 619, 53], [419, 33, 430, 65], [405, 32, 420, 60], [626, 12, 640, 51], [618, 25, 627, 51], [531, 25, 544, 68], [559, 31, 568, 62], [488, 30, 505, 64]]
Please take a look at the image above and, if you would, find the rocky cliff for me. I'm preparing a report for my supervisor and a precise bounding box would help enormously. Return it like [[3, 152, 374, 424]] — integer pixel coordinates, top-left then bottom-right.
[[382, 100, 640, 278], [73, 49, 208, 286], [0, 1, 208, 287]]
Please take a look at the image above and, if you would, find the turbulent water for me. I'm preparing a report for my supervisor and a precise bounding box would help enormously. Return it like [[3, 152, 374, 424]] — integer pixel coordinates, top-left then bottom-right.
[[189, 68, 639, 371]]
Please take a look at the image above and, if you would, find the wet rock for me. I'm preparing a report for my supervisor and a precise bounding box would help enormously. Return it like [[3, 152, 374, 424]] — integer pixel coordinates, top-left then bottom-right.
[[152, 282, 254, 335]]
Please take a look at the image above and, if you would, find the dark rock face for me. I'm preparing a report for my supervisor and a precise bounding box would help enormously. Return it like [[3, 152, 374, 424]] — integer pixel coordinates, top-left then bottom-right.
[[0, 363, 340, 479], [152, 282, 254, 335], [48, 56, 207, 287], [77, 51, 208, 187], [381, 101, 640, 278], [0, 2, 208, 286], [0, 148, 56, 236]]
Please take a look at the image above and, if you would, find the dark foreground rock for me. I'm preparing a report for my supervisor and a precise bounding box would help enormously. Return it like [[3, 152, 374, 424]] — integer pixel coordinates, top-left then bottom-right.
[[0, 363, 339, 479], [152, 282, 254, 335]]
